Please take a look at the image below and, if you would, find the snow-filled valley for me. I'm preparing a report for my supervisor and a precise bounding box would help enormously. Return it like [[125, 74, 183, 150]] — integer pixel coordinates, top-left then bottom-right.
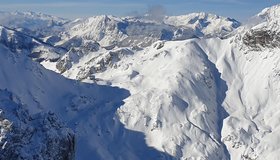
[[0, 4, 280, 160]]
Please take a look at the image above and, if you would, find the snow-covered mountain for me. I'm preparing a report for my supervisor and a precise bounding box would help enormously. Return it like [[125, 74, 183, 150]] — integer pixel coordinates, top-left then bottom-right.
[[0, 89, 75, 160], [164, 12, 241, 37], [39, 13, 241, 77], [1, 4, 280, 160], [55, 15, 196, 50], [242, 5, 280, 51], [0, 11, 68, 38], [0, 40, 176, 160], [53, 13, 240, 52], [0, 25, 65, 62]]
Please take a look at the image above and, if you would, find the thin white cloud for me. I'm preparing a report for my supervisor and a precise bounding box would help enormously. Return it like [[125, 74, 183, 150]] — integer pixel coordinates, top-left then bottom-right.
[[0, 2, 145, 9]]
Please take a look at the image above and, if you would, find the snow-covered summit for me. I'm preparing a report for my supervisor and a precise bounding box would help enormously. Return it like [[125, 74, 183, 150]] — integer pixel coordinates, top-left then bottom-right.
[[241, 4, 280, 50], [165, 12, 241, 37], [257, 4, 280, 21], [56, 12, 240, 51], [2, 4, 280, 160], [58, 15, 195, 49]]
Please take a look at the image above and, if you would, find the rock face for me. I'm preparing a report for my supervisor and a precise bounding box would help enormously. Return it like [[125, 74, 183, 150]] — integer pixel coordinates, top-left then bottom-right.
[[242, 4, 280, 51], [243, 29, 280, 50], [0, 89, 75, 160]]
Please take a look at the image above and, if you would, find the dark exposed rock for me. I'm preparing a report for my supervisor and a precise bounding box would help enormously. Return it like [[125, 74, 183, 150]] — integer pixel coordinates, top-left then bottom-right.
[[88, 48, 133, 73], [56, 57, 72, 73], [0, 26, 35, 52], [243, 29, 280, 50], [153, 41, 165, 50], [0, 90, 75, 160]]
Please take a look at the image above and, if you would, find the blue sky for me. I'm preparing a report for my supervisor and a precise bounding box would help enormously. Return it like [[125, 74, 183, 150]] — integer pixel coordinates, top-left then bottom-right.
[[0, 0, 279, 21]]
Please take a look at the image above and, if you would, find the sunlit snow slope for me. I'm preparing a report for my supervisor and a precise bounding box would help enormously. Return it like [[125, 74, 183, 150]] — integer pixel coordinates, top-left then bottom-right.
[[0, 43, 176, 160], [47, 4, 280, 160], [1, 4, 280, 160]]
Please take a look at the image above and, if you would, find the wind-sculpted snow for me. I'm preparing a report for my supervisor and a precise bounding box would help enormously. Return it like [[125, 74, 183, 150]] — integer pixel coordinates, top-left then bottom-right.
[[0, 43, 175, 159], [1, 4, 280, 160], [200, 33, 280, 159], [42, 4, 280, 160], [87, 40, 230, 159]]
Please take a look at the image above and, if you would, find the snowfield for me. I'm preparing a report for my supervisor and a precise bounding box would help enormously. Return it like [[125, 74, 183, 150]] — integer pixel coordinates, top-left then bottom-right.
[[0, 4, 280, 160]]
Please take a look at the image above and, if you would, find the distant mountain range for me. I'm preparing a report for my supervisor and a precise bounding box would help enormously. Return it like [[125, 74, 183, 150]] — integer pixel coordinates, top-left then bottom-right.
[[0, 4, 280, 160]]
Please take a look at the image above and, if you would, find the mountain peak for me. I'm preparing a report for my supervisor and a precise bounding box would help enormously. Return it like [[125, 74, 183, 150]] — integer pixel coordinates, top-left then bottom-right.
[[258, 4, 280, 21], [164, 12, 241, 37]]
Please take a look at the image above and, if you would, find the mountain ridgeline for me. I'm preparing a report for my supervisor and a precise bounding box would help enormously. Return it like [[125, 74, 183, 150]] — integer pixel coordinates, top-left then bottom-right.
[[0, 4, 280, 160]]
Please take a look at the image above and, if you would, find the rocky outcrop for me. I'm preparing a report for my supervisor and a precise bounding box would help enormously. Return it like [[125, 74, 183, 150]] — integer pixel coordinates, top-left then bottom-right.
[[242, 4, 280, 51], [0, 89, 75, 160], [74, 48, 133, 80], [243, 29, 280, 50]]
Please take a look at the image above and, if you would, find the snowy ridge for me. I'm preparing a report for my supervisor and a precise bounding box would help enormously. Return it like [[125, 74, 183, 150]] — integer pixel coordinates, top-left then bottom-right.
[[46, 12, 241, 77], [57, 15, 196, 49], [0, 25, 65, 62], [239, 4, 280, 51], [203, 37, 280, 160], [110, 40, 229, 159], [165, 12, 241, 37], [55, 13, 240, 51], [0, 42, 176, 159], [251, 4, 280, 31], [51, 4, 280, 159], [257, 4, 280, 21], [1, 4, 280, 160]]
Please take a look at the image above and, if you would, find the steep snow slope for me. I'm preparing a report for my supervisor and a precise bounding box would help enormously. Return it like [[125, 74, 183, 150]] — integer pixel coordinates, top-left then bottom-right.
[[59, 38, 231, 159], [0, 43, 177, 159], [211, 5, 280, 160], [44, 4, 280, 160], [201, 35, 280, 160], [2, 4, 280, 160], [0, 25, 65, 62], [90, 32, 280, 160], [0, 89, 75, 160], [92, 40, 230, 159]]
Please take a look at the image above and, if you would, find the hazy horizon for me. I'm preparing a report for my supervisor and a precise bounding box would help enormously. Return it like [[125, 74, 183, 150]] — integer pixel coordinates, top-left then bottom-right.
[[0, 1, 279, 22]]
